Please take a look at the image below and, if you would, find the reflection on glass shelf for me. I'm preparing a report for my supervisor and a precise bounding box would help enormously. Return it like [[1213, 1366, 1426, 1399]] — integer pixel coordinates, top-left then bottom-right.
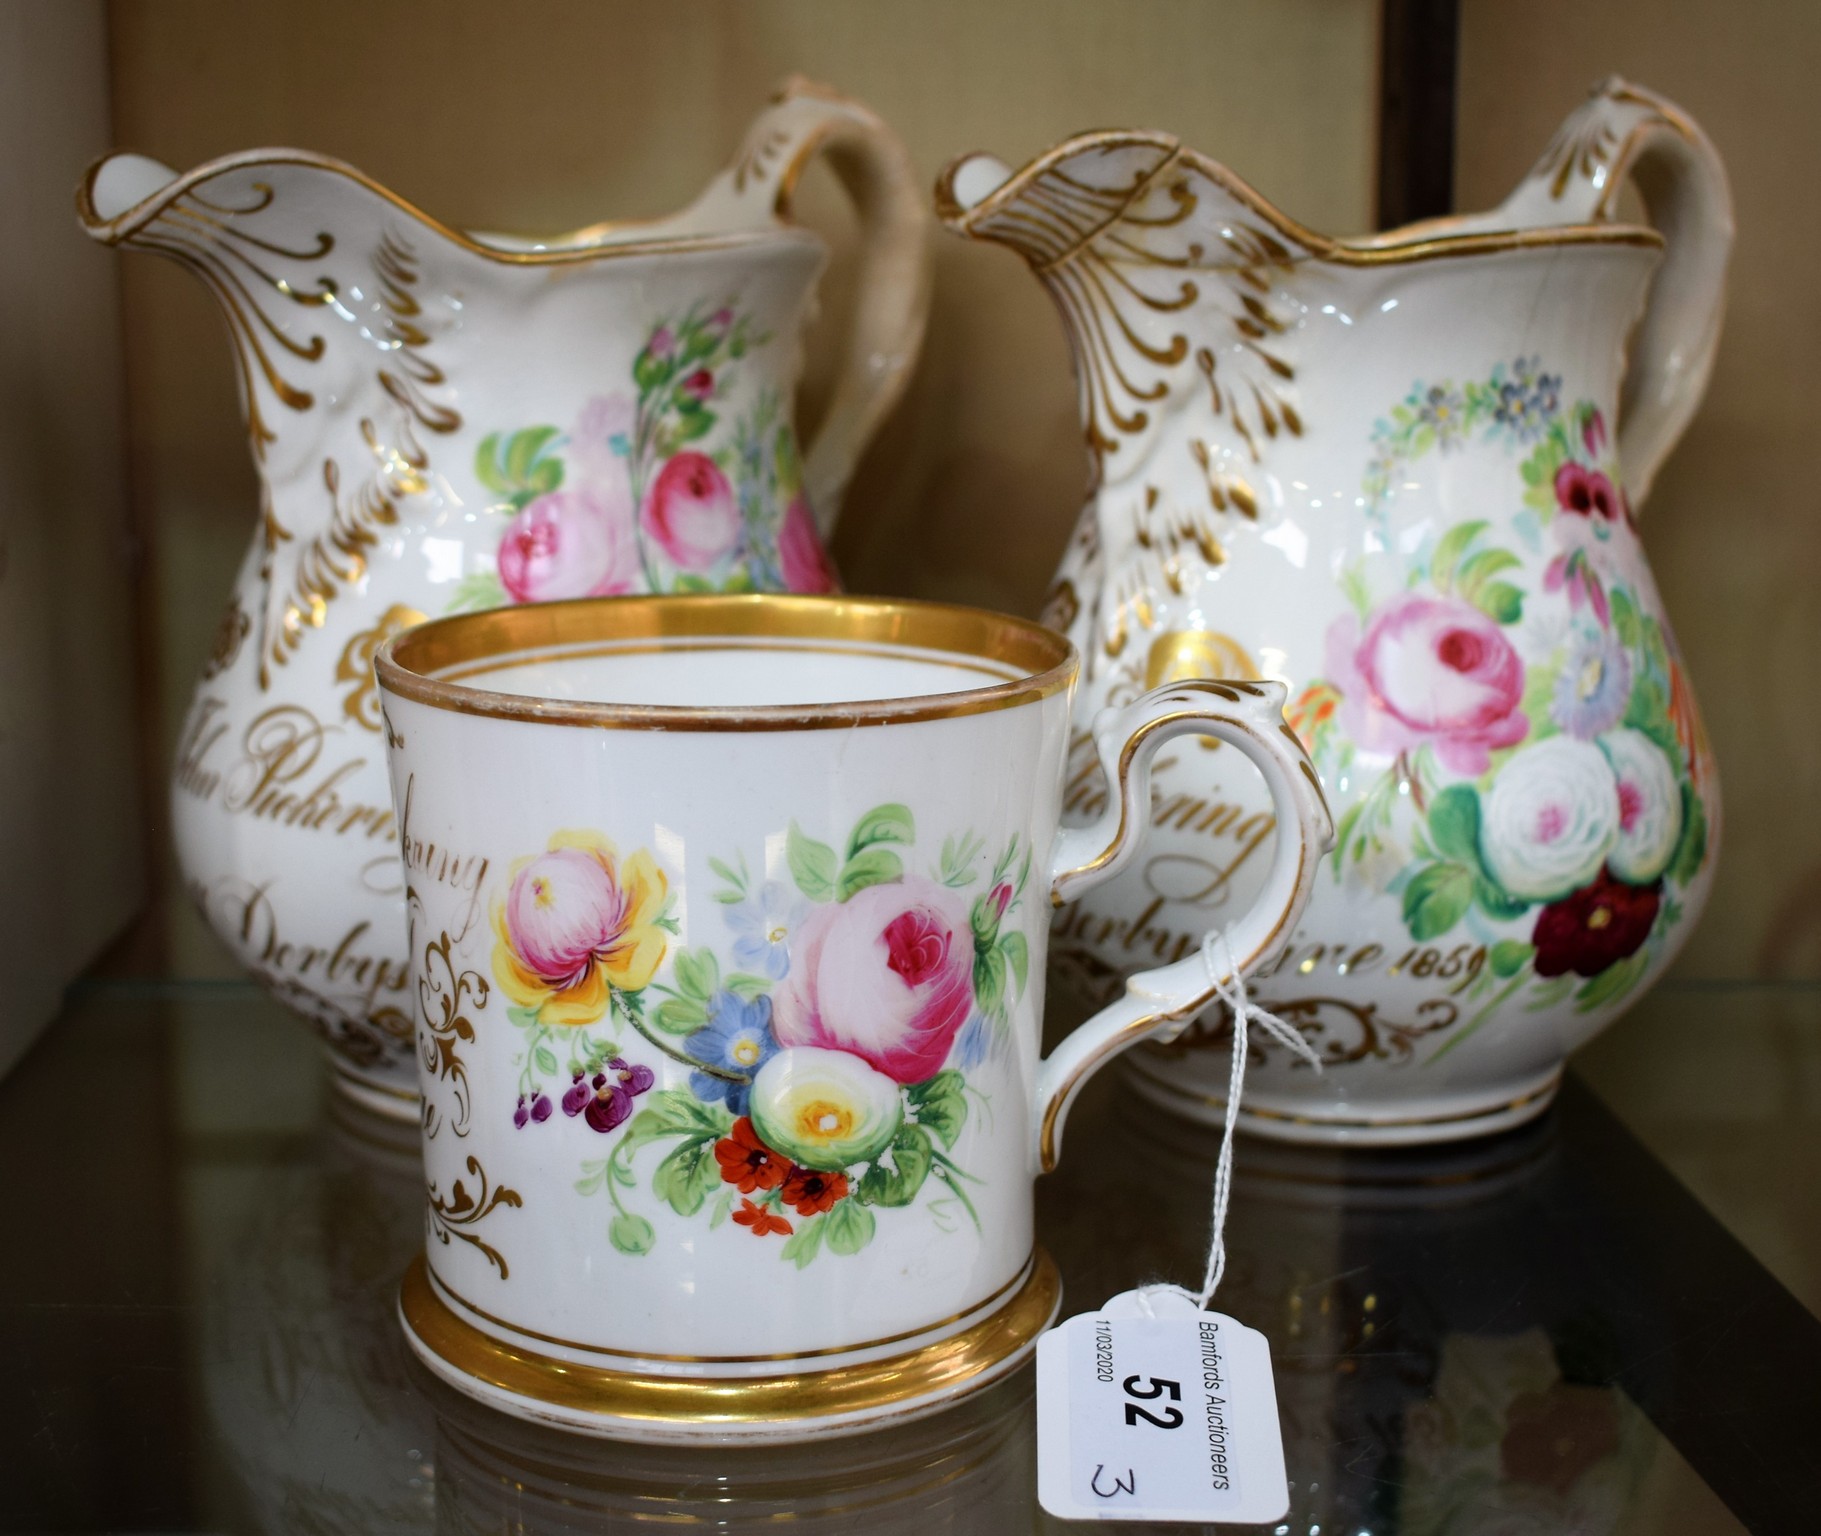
[[1575, 981, 1821, 1314], [4, 981, 1809, 1531]]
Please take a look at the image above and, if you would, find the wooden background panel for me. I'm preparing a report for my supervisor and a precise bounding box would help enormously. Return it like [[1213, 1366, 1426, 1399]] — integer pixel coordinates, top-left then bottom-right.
[[0, 0, 143, 1058], [101, 0, 1380, 977], [1457, 0, 1821, 978]]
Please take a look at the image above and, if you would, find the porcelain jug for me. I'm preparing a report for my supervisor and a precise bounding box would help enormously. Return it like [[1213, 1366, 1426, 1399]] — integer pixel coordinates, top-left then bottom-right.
[[79, 79, 931, 1118], [940, 78, 1729, 1143]]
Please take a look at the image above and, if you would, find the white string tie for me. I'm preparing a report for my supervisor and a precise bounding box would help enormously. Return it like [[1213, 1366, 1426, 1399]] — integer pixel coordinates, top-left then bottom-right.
[[1138, 930, 1323, 1316]]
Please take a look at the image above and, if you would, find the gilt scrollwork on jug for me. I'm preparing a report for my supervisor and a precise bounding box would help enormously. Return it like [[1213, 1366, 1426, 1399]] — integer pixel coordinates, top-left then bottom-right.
[[80, 78, 932, 1116], [941, 77, 1730, 1142]]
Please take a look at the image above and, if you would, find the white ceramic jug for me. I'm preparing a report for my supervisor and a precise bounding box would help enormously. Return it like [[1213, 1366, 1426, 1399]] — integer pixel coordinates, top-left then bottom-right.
[[79, 79, 930, 1118], [940, 78, 1729, 1143]]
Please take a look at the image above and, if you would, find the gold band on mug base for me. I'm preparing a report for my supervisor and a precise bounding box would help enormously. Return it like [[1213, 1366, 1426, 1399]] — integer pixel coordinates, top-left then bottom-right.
[[399, 1248, 1062, 1443]]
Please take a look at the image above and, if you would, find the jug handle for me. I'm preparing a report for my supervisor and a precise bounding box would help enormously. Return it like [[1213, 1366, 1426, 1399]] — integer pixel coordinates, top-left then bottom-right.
[[1034, 682, 1334, 1173], [1503, 78, 1734, 509], [730, 78, 932, 534]]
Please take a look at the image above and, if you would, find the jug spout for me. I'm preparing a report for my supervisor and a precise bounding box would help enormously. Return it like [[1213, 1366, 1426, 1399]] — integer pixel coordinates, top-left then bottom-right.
[[938, 131, 1311, 507], [78, 147, 465, 473]]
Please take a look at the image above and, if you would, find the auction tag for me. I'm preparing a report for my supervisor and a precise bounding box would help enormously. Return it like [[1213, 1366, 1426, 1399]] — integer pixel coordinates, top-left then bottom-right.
[[1036, 1289, 1289, 1524]]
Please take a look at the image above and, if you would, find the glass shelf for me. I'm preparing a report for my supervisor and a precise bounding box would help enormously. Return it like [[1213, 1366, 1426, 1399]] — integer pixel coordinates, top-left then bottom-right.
[[3, 979, 1815, 1533]]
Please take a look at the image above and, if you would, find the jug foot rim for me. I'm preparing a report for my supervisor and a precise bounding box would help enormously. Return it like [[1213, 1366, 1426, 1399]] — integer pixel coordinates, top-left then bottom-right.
[[1121, 1060, 1564, 1148], [327, 1055, 421, 1123]]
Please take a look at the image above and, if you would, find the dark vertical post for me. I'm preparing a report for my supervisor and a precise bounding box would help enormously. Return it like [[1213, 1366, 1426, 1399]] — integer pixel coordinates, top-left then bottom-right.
[[1377, 0, 1461, 230]]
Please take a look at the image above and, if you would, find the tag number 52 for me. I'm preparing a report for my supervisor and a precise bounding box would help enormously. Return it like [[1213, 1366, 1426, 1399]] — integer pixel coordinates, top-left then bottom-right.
[[1122, 1374, 1183, 1429]]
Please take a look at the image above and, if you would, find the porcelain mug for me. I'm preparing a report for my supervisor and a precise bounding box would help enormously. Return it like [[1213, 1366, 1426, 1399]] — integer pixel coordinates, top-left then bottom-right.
[[375, 594, 1331, 1442]]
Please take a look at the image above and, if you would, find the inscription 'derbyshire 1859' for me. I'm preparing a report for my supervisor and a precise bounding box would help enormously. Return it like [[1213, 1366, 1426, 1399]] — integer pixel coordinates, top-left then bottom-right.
[[1060, 732, 1277, 964]]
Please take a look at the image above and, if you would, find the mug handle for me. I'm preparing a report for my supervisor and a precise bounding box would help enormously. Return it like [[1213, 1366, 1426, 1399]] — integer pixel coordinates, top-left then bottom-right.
[[1494, 77, 1733, 510], [721, 77, 932, 532], [1036, 680, 1334, 1172]]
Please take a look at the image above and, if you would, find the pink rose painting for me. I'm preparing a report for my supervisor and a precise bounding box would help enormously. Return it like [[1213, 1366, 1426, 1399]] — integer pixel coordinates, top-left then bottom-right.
[[471, 305, 861, 608], [519, 808, 1028, 1267], [488, 393, 641, 604], [497, 488, 639, 603], [772, 877, 976, 1084], [777, 495, 838, 593], [1328, 593, 1528, 775], [643, 451, 741, 572]]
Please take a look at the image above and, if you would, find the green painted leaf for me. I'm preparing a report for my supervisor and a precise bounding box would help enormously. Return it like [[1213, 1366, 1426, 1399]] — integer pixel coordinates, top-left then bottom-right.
[[1521, 660, 1562, 742], [1426, 785, 1483, 866], [574, 1161, 609, 1196], [674, 947, 720, 1003], [1000, 930, 1030, 994], [653, 1135, 720, 1216], [1641, 614, 1672, 679], [1474, 877, 1531, 922], [937, 832, 982, 887], [609, 1213, 655, 1255], [445, 570, 510, 613], [780, 1214, 825, 1269], [1610, 586, 1642, 649], [836, 846, 903, 901], [1338, 564, 1373, 623], [973, 945, 1007, 1021], [906, 1071, 967, 1150], [1524, 973, 1577, 1011], [1489, 939, 1535, 979], [824, 1198, 875, 1256], [1331, 797, 1367, 876], [1472, 581, 1525, 625], [620, 1091, 731, 1155], [505, 425, 559, 485], [1622, 678, 1679, 758], [1456, 548, 1521, 600], [724, 972, 770, 1000], [473, 432, 507, 493], [506, 1004, 542, 1030], [1668, 786, 1708, 888], [857, 1123, 933, 1207], [633, 348, 666, 393], [1573, 948, 1650, 1012], [1402, 863, 1474, 941], [708, 1189, 734, 1229], [787, 821, 838, 902], [1431, 520, 1488, 590], [653, 996, 709, 1034], [673, 410, 715, 445], [848, 803, 915, 857], [534, 1045, 559, 1076]]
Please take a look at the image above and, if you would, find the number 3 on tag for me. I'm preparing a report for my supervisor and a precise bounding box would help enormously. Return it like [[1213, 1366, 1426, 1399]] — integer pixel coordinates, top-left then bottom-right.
[[1035, 1296, 1289, 1524]]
